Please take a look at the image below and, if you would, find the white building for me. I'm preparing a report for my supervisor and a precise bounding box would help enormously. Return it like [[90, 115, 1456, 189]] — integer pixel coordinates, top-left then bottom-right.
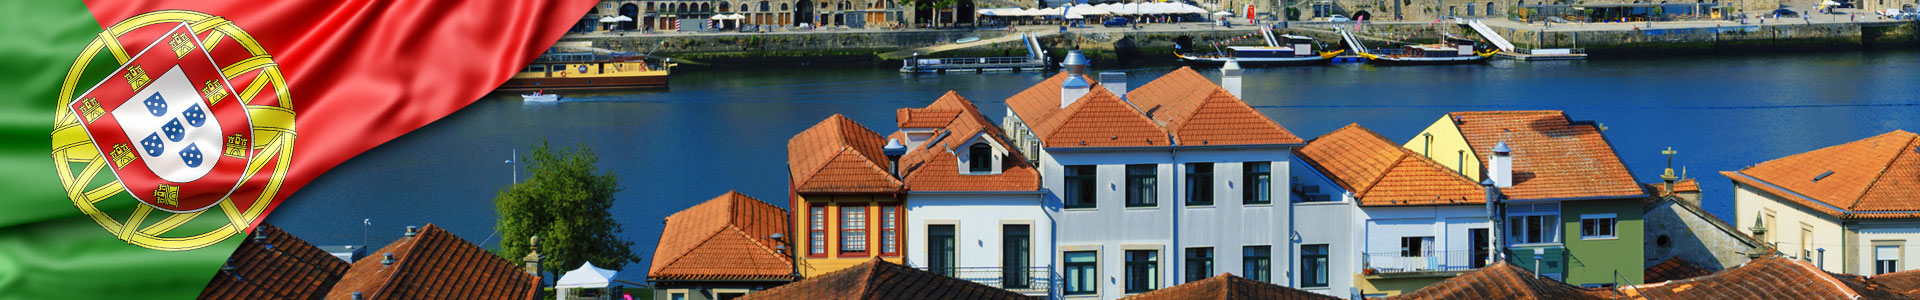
[[891, 91, 1054, 297], [1001, 54, 1317, 299], [1727, 130, 1920, 276]]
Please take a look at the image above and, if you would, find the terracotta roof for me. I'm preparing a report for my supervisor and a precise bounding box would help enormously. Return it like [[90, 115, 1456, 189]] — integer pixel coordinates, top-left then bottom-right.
[[199, 223, 350, 300], [891, 92, 1040, 192], [1161, 87, 1304, 145], [323, 224, 539, 300], [1725, 130, 1920, 219], [1643, 257, 1713, 284], [1643, 178, 1700, 198], [1004, 72, 1094, 130], [1617, 256, 1913, 300], [738, 259, 1029, 300], [1298, 124, 1486, 206], [1446, 111, 1644, 200], [1123, 67, 1215, 120], [1121, 273, 1341, 300], [788, 114, 903, 193], [650, 191, 796, 282], [1873, 268, 1920, 298], [897, 108, 961, 129], [1030, 87, 1171, 148], [1383, 262, 1614, 300]]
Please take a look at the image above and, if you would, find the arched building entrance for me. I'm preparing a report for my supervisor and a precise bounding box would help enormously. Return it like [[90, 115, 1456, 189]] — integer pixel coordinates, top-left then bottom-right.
[[796, 0, 816, 26], [619, 3, 640, 30]]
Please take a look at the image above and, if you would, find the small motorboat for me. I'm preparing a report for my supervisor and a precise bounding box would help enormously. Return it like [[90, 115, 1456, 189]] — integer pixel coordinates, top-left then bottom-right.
[[1179, 25, 1341, 67], [955, 36, 981, 44], [521, 90, 560, 102]]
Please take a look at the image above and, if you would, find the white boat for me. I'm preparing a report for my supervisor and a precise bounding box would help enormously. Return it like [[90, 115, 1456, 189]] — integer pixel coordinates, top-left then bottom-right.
[[521, 91, 560, 102]]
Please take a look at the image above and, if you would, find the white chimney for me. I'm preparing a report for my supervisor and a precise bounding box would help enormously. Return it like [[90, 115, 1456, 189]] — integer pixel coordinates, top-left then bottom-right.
[[1060, 50, 1091, 108], [1099, 71, 1127, 100], [1490, 142, 1513, 188], [1221, 59, 1243, 99]]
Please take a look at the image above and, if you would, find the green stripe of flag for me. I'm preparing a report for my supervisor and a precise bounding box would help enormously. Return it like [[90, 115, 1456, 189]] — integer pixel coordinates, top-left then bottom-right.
[[0, 1, 242, 299]]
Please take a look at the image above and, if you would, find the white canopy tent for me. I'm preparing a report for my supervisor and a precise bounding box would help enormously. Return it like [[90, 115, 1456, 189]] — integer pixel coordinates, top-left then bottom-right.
[[1069, 4, 1113, 15], [554, 262, 619, 300]]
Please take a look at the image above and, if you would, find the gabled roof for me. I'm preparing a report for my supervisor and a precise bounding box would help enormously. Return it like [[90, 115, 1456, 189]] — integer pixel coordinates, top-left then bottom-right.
[[323, 224, 539, 300], [1030, 87, 1171, 148], [738, 259, 1029, 300], [1724, 130, 1920, 219], [1121, 273, 1340, 300], [1645, 178, 1700, 198], [895, 92, 1040, 192], [1874, 268, 1920, 298], [1643, 257, 1713, 284], [1384, 262, 1614, 300], [1617, 256, 1913, 300], [1127, 67, 1302, 146], [1004, 72, 1095, 129], [788, 114, 903, 193], [1299, 124, 1486, 206], [199, 223, 350, 300], [1446, 111, 1644, 200], [1124, 67, 1215, 119], [650, 191, 795, 282]]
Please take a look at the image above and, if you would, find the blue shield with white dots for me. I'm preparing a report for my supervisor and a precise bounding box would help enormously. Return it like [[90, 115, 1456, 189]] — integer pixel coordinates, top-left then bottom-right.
[[182, 104, 206, 127]]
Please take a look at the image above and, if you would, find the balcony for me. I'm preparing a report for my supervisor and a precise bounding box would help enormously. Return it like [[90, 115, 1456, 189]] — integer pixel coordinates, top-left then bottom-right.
[[917, 266, 1052, 296], [1362, 250, 1488, 278]]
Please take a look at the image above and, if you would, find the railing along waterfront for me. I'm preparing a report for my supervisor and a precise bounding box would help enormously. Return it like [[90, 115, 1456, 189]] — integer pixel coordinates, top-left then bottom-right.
[[1362, 250, 1488, 274], [916, 266, 1052, 295]]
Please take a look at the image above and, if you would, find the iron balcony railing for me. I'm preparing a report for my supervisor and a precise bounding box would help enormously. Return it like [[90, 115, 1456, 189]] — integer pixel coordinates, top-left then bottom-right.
[[1362, 250, 1489, 274], [916, 266, 1052, 295]]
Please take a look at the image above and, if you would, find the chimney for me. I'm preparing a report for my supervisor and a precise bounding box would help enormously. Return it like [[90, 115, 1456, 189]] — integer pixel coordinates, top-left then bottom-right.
[[1484, 179, 1504, 262], [1490, 142, 1513, 188], [883, 139, 907, 178], [1060, 51, 1091, 108], [523, 236, 543, 275], [1099, 71, 1127, 100], [1221, 59, 1244, 99]]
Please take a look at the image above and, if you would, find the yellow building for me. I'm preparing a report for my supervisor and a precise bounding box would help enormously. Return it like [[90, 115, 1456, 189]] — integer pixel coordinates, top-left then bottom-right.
[[786, 114, 906, 277]]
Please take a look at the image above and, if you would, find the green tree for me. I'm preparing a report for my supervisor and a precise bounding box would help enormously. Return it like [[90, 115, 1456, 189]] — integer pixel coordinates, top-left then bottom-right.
[[495, 141, 641, 280]]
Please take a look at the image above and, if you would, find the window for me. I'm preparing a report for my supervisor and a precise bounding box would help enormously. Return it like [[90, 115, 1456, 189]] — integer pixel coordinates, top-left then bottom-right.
[[1127, 165, 1157, 207], [881, 206, 899, 255], [809, 206, 826, 255], [1125, 250, 1160, 293], [1066, 166, 1097, 209], [1301, 244, 1329, 288], [928, 224, 955, 276], [968, 143, 994, 173], [1186, 163, 1214, 206], [670, 292, 687, 300], [1580, 214, 1617, 240], [1507, 203, 1561, 245], [1877, 243, 1903, 275], [839, 206, 867, 254], [1003, 224, 1032, 288], [1470, 228, 1492, 268], [1467, 2, 1476, 15], [1802, 225, 1814, 261], [1185, 247, 1214, 282], [1243, 162, 1271, 205], [1065, 251, 1098, 295], [1400, 237, 1433, 257], [1243, 246, 1272, 283]]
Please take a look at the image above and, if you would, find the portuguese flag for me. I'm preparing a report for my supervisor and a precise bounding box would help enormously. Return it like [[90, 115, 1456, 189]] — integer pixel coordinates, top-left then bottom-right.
[[0, 1, 596, 299]]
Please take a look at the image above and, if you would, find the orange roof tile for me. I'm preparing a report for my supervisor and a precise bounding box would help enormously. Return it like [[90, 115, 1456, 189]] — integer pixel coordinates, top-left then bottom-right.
[[788, 114, 902, 193], [1384, 262, 1614, 300], [650, 191, 796, 282], [738, 259, 1029, 300], [1643, 257, 1713, 284], [1299, 124, 1486, 206], [1874, 268, 1920, 298], [199, 223, 350, 300], [1125, 67, 1216, 119], [1031, 88, 1170, 148], [1121, 273, 1341, 300], [1620, 256, 1912, 300], [1004, 72, 1095, 129], [1643, 178, 1700, 198], [323, 224, 539, 300], [896, 108, 961, 129], [1447, 111, 1644, 200], [892, 92, 1040, 192], [1726, 130, 1920, 219], [1162, 87, 1304, 146]]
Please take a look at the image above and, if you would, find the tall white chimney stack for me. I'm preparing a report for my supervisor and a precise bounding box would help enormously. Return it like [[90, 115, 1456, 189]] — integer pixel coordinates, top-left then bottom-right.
[[1060, 51, 1091, 108], [1221, 59, 1244, 99], [1490, 142, 1513, 188], [1099, 72, 1127, 100]]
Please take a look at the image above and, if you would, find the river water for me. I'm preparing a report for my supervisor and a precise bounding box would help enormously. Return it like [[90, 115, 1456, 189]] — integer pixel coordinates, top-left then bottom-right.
[[268, 50, 1920, 283]]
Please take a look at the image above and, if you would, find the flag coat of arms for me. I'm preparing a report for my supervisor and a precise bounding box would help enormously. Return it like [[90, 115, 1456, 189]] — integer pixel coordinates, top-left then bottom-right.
[[0, 1, 599, 299]]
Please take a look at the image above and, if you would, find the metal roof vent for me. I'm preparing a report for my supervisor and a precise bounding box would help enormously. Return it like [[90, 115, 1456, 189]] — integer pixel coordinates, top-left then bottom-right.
[[1813, 171, 1834, 182], [380, 253, 395, 267], [403, 225, 419, 237]]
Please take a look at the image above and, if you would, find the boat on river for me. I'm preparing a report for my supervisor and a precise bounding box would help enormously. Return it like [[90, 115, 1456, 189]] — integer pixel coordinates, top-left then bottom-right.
[[498, 51, 672, 91], [521, 90, 560, 102], [1180, 25, 1343, 66], [1349, 33, 1495, 66]]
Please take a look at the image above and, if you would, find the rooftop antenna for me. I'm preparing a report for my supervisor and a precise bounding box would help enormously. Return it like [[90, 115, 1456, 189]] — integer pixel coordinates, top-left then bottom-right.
[[506, 149, 518, 184], [361, 218, 371, 250]]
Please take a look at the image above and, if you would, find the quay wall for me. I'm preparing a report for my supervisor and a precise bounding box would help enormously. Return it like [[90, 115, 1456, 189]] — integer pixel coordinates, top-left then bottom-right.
[[1495, 21, 1919, 56]]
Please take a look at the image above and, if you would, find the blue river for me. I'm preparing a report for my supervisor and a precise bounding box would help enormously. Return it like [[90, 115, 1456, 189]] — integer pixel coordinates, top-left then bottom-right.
[[269, 49, 1920, 284]]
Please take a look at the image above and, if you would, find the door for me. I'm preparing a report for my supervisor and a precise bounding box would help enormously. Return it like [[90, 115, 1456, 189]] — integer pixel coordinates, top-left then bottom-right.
[[1003, 224, 1031, 288], [1470, 228, 1491, 268], [929, 224, 956, 276]]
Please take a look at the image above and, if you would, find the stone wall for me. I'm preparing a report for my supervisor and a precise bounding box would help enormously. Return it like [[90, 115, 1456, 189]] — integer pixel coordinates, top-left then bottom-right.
[[1496, 21, 1919, 56], [1644, 198, 1768, 271]]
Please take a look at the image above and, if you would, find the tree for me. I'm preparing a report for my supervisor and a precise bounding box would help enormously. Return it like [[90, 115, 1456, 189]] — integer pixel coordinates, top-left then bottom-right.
[[495, 141, 641, 281]]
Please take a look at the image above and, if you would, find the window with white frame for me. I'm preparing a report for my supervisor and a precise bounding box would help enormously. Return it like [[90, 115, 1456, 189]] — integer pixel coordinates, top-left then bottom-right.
[[1507, 203, 1561, 245], [1579, 214, 1616, 240], [1400, 236, 1433, 257], [1876, 242, 1904, 275]]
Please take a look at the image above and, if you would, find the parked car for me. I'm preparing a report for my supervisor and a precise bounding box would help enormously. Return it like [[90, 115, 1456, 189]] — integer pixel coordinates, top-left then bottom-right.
[[1103, 17, 1131, 27], [1772, 8, 1799, 17], [1328, 15, 1351, 22]]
